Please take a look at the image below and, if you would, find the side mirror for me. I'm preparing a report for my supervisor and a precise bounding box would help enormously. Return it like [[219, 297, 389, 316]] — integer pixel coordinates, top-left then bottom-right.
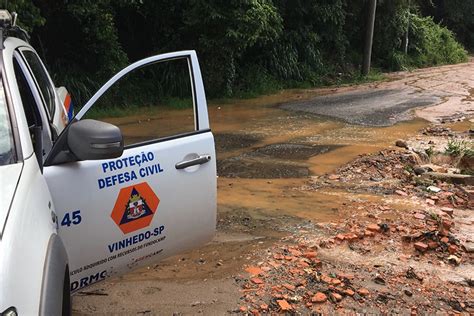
[[68, 119, 124, 160]]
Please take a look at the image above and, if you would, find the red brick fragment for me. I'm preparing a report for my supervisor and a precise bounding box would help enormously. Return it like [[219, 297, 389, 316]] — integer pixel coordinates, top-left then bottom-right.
[[425, 198, 436, 205], [344, 289, 355, 296], [320, 275, 333, 284], [304, 251, 317, 259], [330, 292, 343, 302], [273, 254, 284, 260], [440, 237, 449, 244], [367, 224, 381, 233], [283, 284, 295, 291], [396, 190, 408, 196], [345, 233, 359, 241], [414, 242, 428, 252], [441, 207, 454, 216], [428, 241, 438, 249], [331, 278, 342, 286], [364, 230, 375, 237], [245, 266, 263, 276], [277, 299, 292, 311], [239, 306, 247, 312], [335, 234, 345, 241], [448, 245, 458, 254], [312, 292, 328, 303], [260, 304, 268, 311], [251, 278, 264, 285], [357, 288, 370, 296], [442, 219, 454, 231], [414, 213, 426, 220]]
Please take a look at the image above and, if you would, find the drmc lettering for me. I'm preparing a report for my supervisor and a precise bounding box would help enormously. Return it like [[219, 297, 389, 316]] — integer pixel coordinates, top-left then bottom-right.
[[70, 270, 107, 291]]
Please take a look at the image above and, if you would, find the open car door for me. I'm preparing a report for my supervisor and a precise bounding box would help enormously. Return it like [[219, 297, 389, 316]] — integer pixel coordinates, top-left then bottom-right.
[[43, 51, 216, 292]]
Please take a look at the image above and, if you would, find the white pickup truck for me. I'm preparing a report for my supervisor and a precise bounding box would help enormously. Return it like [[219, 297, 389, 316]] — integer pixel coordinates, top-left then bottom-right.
[[0, 11, 216, 315]]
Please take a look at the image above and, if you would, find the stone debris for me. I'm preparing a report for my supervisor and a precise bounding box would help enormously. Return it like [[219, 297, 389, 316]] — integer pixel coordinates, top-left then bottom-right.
[[235, 126, 473, 314]]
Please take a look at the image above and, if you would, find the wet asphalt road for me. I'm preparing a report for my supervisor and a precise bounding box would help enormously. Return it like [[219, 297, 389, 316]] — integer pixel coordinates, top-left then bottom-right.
[[281, 88, 444, 126]]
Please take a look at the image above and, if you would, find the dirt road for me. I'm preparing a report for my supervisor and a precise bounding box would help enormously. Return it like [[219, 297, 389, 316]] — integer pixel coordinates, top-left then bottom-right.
[[73, 61, 473, 315]]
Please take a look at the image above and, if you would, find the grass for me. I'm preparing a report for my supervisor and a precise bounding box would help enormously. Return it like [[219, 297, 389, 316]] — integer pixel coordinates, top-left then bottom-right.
[[445, 139, 474, 158], [84, 97, 193, 119]]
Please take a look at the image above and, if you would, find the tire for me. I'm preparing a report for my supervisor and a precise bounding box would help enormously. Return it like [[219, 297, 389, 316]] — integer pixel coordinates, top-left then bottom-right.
[[62, 267, 71, 316]]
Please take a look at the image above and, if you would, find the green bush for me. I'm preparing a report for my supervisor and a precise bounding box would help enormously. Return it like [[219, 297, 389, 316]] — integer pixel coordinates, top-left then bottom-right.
[[407, 14, 468, 67]]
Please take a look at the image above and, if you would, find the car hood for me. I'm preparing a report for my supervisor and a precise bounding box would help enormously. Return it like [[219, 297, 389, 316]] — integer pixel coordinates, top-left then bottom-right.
[[0, 163, 22, 237]]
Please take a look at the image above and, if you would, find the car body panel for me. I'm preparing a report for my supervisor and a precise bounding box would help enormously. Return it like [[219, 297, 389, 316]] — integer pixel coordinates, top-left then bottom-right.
[[0, 156, 58, 314], [0, 163, 22, 236]]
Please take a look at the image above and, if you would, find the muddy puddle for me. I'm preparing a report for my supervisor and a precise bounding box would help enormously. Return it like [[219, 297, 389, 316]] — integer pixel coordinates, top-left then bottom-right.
[[106, 93, 431, 224]]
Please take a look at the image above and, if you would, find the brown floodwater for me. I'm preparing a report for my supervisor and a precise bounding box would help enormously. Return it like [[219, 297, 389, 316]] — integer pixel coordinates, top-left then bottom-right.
[[104, 90, 432, 223]]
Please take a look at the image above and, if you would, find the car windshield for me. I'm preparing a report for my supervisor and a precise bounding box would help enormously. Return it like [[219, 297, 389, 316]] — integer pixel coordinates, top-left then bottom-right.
[[0, 78, 15, 166]]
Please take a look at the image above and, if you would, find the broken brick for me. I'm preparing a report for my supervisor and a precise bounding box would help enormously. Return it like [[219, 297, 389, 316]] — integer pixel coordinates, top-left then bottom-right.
[[441, 207, 454, 216], [251, 278, 264, 285], [331, 278, 342, 286], [345, 233, 359, 241], [277, 299, 292, 311], [367, 224, 381, 233], [442, 219, 454, 231], [304, 251, 317, 259], [312, 292, 328, 303], [396, 190, 408, 196], [320, 275, 333, 284], [283, 284, 296, 291], [364, 230, 375, 237], [330, 292, 343, 302], [448, 245, 458, 254], [357, 288, 370, 296], [414, 242, 428, 252], [425, 198, 436, 206], [440, 237, 449, 244], [245, 266, 263, 276], [414, 213, 426, 220], [344, 289, 355, 296]]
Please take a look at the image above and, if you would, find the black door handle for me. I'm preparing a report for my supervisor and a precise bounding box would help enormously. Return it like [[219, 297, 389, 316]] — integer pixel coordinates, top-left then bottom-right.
[[175, 155, 212, 169]]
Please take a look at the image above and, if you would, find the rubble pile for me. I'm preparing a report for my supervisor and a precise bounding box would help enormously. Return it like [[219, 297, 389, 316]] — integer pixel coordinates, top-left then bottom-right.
[[329, 149, 417, 183], [421, 126, 455, 137], [236, 221, 473, 314], [236, 126, 473, 314]]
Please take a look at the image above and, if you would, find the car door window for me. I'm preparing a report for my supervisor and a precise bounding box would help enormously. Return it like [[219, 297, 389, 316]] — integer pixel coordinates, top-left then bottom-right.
[[81, 57, 196, 146], [20, 50, 56, 121], [13, 56, 53, 160], [0, 79, 15, 165]]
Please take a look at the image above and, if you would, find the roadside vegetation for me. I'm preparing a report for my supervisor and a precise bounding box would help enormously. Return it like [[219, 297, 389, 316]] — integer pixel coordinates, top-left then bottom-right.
[[7, 0, 471, 112]]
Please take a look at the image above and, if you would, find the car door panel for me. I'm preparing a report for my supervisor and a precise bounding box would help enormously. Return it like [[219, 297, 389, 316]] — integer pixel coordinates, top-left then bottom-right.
[[43, 51, 216, 292]]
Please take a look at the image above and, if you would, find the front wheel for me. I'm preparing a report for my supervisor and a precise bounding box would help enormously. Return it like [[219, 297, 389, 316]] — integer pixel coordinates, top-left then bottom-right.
[[62, 267, 71, 316]]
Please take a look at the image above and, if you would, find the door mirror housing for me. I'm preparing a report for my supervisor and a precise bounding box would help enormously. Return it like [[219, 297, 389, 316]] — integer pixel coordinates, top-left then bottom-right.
[[44, 119, 124, 166], [68, 119, 123, 161]]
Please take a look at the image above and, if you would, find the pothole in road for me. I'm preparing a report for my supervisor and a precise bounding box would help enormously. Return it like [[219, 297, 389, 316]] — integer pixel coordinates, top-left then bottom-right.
[[214, 133, 262, 152], [218, 143, 344, 178], [251, 143, 344, 160], [218, 159, 310, 178]]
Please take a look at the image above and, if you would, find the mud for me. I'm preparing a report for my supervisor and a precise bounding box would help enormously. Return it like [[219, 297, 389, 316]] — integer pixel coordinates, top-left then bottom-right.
[[281, 88, 442, 126], [218, 158, 310, 179], [73, 60, 474, 315]]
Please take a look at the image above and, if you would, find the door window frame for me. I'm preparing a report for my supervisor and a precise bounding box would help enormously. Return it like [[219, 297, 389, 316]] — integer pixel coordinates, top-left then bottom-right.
[[75, 51, 210, 149], [17, 47, 57, 122], [13, 51, 53, 158]]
